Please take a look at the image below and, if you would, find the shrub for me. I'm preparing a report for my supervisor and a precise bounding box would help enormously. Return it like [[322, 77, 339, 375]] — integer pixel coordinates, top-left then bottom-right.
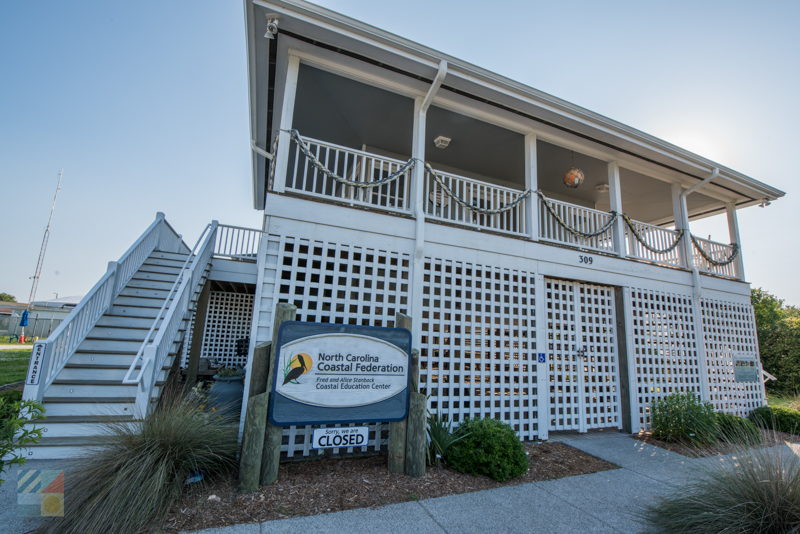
[[644, 439, 800, 533], [0, 395, 44, 485], [38, 395, 237, 534], [714, 412, 762, 445], [749, 405, 800, 435], [443, 418, 528, 482], [650, 392, 718, 446], [426, 412, 467, 466]]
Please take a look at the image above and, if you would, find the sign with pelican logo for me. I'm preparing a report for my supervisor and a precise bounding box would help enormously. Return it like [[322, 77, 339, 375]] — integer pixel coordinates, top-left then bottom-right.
[[269, 322, 411, 426]]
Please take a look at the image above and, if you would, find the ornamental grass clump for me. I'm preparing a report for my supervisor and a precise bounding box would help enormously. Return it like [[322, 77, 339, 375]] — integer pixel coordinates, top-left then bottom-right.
[[38, 395, 238, 534], [714, 411, 762, 446], [644, 435, 800, 533], [426, 411, 467, 466], [443, 418, 528, 482], [650, 392, 718, 447]]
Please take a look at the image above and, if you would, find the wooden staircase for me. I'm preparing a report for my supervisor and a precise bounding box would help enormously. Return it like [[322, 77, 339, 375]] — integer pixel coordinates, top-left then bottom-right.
[[21, 249, 205, 459]]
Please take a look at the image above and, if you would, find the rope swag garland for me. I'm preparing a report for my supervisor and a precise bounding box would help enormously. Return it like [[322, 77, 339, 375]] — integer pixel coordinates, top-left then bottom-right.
[[425, 163, 532, 215], [287, 129, 416, 188], [537, 191, 618, 239], [690, 234, 739, 266], [621, 214, 684, 254]]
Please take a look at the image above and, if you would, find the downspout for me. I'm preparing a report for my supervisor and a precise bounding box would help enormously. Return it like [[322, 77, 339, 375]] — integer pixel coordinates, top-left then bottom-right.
[[680, 167, 718, 402], [409, 60, 447, 352], [250, 140, 274, 161]]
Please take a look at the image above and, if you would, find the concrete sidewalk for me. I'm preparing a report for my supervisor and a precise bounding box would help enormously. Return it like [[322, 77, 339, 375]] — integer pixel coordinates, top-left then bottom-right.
[[186, 431, 800, 534], [5, 432, 797, 534]]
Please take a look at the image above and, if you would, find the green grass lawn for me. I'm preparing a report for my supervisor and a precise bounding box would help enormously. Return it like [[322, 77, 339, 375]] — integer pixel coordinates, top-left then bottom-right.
[[767, 395, 799, 411], [0, 348, 32, 386]]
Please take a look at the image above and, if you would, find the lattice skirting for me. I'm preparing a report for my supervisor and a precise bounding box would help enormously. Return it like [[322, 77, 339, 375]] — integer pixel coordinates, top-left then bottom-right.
[[252, 232, 765, 455]]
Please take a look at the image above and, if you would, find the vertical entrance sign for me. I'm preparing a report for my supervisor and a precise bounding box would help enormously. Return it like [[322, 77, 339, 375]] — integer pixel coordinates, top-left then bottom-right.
[[269, 322, 412, 426]]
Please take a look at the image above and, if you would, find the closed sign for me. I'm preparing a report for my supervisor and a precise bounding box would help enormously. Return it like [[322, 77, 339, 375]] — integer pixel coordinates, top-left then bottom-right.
[[312, 426, 368, 449]]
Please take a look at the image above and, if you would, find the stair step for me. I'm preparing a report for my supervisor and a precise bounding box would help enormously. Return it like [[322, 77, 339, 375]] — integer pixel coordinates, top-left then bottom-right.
[[36, 415, 137, 424], [34, 421, 140, 438], [130, 271, 179, 283], [70, 352, 176, 366], [126, 278, 178, 291], [107, 305, 161, 318], [151, 250, 191, 261], [136, 265, 184, 277], [87, 325, 152, 339], [47, 383, 162, 398], [40, 402, 135, 417], [78, 337, 182, 354], [96, 315, 160, 328], [141, 257, 187, 269], [114, 295, 173, 308], [119, 287, 172, 299], [44, 396, 136, 403]]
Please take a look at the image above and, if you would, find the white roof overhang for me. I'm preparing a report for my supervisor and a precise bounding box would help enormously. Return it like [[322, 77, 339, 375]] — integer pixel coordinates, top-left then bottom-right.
[[245, 0, 785, 212]]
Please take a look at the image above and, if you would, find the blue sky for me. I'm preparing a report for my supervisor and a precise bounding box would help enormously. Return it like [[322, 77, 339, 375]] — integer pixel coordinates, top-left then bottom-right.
[[1, 1, 798, 305]]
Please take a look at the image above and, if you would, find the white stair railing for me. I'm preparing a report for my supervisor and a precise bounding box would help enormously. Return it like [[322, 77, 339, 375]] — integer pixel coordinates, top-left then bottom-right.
[[23, 213, 186, 402], [123, 221, 218, 417], [214, 224, 261, 261]]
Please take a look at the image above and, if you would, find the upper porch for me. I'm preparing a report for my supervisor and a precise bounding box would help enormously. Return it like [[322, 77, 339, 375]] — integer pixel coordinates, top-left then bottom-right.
[[265, 61, 768, 282]]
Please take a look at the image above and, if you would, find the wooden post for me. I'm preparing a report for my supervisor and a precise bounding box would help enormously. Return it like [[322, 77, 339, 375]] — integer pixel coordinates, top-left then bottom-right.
[[405, 349, 426, 477], [388, 313, 411, 474], [248, 342, 272, 397], [260, 303, 297, 485], [185, 282, 211, 387], [238, 392, 268, 492]]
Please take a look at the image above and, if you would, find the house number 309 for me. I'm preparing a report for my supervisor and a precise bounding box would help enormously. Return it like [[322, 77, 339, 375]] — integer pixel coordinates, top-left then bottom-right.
[[578, 255, 594, 265]]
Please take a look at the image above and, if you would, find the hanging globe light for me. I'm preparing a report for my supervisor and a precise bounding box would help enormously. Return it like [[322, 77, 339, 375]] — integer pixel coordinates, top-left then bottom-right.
[[563, 167, 585, 188]]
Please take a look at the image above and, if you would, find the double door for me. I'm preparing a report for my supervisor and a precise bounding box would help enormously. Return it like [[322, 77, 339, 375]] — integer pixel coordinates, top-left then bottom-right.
[[545, 278, 622, 432]]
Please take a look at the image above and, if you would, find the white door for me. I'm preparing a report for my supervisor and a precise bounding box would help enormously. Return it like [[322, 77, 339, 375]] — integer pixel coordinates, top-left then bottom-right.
[[545, 278, 621, 432]]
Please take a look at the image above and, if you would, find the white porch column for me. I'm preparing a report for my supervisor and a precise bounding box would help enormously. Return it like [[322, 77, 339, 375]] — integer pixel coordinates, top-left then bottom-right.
[[726, 203, 745, 280], [524, 134, 539, 241], [408, 97, 427, 351], [672, 183, 693, 269], [272, 55, 300, 194], [607, 162, 626, 257]]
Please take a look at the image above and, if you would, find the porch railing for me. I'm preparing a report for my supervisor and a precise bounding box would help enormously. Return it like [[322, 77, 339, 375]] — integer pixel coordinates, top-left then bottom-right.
[[123, 221, 218, 417], [214, 224, 261, 262], [424, 168, 528, 236], [280, 133, 743, 280], [692, 236, 738, 278], [623, 219, 684, 268], [286, 135, 413, 214], [24, 213, 187, 402], [538, 197, 615, 253]]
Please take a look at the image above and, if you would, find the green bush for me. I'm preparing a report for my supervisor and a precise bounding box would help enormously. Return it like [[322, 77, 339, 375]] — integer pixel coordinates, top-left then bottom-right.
[[0, 393, 44, 485], [644, 441, 800, 533], [39, 395, 237, 534], [443, 418, 528, 482], [749, 405, 800, 435], [714, 412, 762, 445], [650, 392, 718, 446]]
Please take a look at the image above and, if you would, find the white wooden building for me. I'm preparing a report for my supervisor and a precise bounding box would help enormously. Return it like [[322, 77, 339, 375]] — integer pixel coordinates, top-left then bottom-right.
[[21, 0, 784, 459]]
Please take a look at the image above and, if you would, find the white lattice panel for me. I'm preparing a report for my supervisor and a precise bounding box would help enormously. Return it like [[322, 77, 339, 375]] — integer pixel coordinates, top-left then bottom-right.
[[701, 298, 765, 416], [200, 291, 254, 367], [628, 288, 701, 428], [420, 257, 539, 440], [545, 279, 620, 431], [271, 235, 411, 456]]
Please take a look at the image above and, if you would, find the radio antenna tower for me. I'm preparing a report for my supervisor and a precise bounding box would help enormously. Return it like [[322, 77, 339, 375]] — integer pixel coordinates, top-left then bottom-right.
[[27, 169, 63, 310]]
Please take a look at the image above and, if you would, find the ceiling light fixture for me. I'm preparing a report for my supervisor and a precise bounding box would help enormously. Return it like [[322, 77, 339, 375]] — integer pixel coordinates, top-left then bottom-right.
[[433, 136, 451, 149]]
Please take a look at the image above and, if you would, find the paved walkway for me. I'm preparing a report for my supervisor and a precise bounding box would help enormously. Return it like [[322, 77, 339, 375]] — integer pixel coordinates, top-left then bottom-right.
[[184, 432, 799, 534], [4, 432, 797, 534]]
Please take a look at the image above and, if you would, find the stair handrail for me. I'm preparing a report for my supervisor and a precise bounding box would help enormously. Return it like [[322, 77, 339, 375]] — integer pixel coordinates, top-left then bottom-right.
[[23, 212, 187, 402], [124, 221, 218, 417]]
